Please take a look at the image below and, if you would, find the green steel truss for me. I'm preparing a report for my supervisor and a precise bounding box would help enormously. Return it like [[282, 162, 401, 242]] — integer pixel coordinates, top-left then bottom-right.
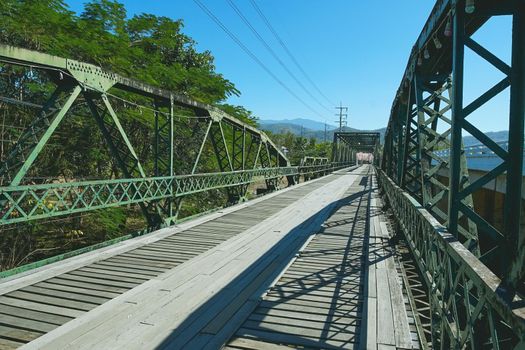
[[379, 170, 524, 349], [0, 44, 354, 228], [381, 0, 524, 348], [331, 132, 380, 164]]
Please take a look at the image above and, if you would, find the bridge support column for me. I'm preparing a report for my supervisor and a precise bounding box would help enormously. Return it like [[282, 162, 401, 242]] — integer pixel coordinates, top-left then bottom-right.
[[505, 4, 525, 292]]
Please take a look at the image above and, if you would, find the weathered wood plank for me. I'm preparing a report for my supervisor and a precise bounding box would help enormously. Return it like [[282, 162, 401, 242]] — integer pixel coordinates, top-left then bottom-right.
[[0, 325, 43, 343], [21, 286, 108, 305], [45, 277, 129, 294], [235, 328, 352, 350], [34, 281, 120, 299], [0, 312, 58, 333], [0, 303, 72, 326], [376, 264, 395, 346], [366, 297, 377, 350], [228, 337, 293, 349], [0, 296, 83, 318], [0, 337, 25, 350]]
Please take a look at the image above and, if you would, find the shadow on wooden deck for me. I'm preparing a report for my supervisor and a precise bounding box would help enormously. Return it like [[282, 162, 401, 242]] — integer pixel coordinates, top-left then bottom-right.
[[153, 171, 381, 349]]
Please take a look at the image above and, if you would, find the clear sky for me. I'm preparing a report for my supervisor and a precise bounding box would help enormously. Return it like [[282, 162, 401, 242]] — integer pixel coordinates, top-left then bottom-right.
[[64, 0, 512, 132]]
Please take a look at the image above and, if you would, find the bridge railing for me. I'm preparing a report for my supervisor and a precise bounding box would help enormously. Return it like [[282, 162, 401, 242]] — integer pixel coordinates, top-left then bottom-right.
[[378, 168, 525, 349], [0, 163, 352, 226]]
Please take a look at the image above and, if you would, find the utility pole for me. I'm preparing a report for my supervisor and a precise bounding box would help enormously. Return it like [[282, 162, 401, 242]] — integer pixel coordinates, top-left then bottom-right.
[[324, 122, 327, 142], [334, 102, 348, 131]]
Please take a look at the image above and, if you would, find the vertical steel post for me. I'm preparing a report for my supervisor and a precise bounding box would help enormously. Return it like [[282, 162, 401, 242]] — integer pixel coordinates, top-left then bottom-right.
[[154, 104, 160, 177], [448, 3, 466, 237], [396, 105, 405, 185], [505, 5, 525, 290], [168, 96, 174, 219]]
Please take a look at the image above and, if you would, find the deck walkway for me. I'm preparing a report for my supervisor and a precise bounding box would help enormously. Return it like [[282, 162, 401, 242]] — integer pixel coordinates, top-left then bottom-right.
[[0, 165, 417, 349]]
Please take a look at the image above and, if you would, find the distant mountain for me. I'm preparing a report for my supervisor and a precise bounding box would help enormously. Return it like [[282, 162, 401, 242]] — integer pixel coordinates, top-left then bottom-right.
[[463, 131, 508, 146], [261, 117, 507, 148], [260, 119, 386, 143], [260, 118, 337, 131]]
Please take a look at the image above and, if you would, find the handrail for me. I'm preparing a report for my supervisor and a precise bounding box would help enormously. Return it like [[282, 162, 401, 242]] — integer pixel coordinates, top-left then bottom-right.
[[0, 163, 352, 226], [377, 168, 524, 348]]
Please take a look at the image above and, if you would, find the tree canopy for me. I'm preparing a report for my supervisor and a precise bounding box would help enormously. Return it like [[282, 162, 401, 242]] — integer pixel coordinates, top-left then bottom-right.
[[0, 0, 241, 105]]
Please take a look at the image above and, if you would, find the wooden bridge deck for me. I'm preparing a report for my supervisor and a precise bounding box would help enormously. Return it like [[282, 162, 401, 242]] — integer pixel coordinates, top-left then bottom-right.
[[0, 165, 417, 349]]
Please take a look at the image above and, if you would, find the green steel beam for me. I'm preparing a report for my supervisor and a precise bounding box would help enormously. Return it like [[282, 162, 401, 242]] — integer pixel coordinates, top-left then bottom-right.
[[0, 164, 351, 226], [378, 169, 525, 349], [9, 85, 81, 186], [505, 3, 525, 292]]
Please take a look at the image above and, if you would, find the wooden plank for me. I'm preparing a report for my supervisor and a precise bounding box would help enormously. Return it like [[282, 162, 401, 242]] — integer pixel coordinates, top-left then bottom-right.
[[235, 328, 351, 350], [0, 313, 58, 333], [34, 282, 120, 299], [92, 261, 165, 275], [119, 252, 183, 263], [15, 172, 350, 349], [22, 285, 109, 305], [67, 270, 147, 284], [385, 253, 412, 349], [367, 265, 377, 298], [257, 300, 359, 318], [365, 297, 377, 350], [228, 337, 292, 349], [106, 256, 177, 268], [134, 245, 200, 256], [45, 277, 129, 294], [99, 257, 172, 271], [375, 269, 395, 346], [56, 274, 138, 289], [0, 303, 72, 325], [246, 314, 359, 335], [0, 324, 43, 343], [0, 296, 84, 318], [264, 290, 362, 305], [252, 307, 358, 325], [79, 266, 156, 280], [0, 337, 25, 350], [5, 291, 96, 312], [202, 259, 281, 334], [199, 300, 258, 350], [269, 285, 360, 299]]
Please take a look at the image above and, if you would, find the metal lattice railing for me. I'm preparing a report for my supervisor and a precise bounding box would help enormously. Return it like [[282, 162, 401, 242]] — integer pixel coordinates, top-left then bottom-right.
[[0, 164, 350, 226], [377, 168, 525, 349]]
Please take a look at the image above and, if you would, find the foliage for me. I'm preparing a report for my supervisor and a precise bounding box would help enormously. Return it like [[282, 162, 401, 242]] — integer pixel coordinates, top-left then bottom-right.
[[0, 0, 255, 269], [268, 131, 332, 165]]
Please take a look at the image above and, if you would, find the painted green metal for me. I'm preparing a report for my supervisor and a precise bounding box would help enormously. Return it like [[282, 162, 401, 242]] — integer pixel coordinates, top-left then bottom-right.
[[378, 169, 524, 349], [381, 0, 525, 347], [331, 132, 380, 164], [0, 165, 349, 226], [0, 44, 294, 228], [505, 2, 525, 293], [383, 0, 523, 273]]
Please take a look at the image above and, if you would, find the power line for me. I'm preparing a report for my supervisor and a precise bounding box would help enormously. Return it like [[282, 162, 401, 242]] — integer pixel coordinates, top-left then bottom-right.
[[192, 0, 324, 120], [249, 0, 335, 107], [226, 0, 331, 114]]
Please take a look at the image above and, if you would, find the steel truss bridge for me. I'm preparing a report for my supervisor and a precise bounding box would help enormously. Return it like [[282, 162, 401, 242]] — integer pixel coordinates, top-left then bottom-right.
[[0, 0, 524, 349]]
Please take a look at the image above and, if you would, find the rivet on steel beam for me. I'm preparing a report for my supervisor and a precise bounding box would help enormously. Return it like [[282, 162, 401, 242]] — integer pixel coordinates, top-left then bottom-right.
[[444, 16, 453, 37], [465, 0, 475, 14], [433, 36, 442, 49]]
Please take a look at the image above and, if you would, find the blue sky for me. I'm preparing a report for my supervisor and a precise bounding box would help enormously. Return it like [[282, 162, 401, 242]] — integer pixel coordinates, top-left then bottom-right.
[[64, 0, 512, 132]]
